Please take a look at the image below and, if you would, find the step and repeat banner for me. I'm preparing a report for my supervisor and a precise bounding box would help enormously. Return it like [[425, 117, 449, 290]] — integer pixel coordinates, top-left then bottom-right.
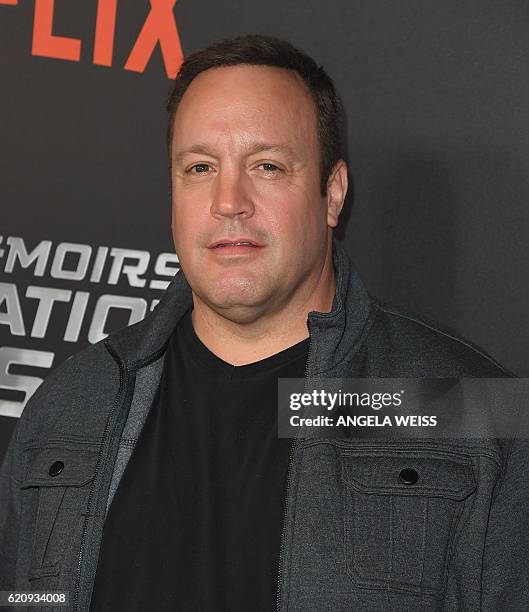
[[2, 1, 529, 460]]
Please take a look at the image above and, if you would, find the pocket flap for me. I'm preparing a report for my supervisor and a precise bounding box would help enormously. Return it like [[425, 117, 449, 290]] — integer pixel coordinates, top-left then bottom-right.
[[340, 450, 476, 500], [20, 447, 99, 488]]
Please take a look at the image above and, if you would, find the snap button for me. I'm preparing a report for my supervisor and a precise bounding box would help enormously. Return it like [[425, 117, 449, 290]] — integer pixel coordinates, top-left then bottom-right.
[[399, 467, 418, 485], [48, 461, 65, 477]]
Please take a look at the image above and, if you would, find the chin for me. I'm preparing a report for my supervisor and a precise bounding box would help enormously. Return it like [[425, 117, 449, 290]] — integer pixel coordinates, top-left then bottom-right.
[[211, 291, 263, 311], [202, 285, 271, 317]]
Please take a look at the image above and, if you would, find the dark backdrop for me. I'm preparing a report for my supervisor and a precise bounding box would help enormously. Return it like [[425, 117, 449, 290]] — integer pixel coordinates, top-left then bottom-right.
[[2, 0, 528, 460]]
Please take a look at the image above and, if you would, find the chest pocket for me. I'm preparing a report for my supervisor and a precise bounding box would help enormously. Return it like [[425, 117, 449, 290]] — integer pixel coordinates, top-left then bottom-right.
[[340, 448, 476, 600], [20, 446, 99, 581]]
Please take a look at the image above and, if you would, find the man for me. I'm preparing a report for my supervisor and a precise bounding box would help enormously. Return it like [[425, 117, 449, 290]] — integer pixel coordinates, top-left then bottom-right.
[[0, 34, 527, 612]]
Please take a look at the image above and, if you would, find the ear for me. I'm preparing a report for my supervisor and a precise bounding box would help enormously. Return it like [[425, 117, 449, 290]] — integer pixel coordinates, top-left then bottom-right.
[[325, 160, 348, 228]]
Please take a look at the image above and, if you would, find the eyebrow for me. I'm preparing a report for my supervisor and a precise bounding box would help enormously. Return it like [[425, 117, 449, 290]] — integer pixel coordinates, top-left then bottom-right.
[[172, 141, 299, 164]]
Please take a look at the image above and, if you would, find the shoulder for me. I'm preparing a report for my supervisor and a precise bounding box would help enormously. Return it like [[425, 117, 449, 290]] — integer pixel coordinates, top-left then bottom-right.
[[364, 299, 514, 378]]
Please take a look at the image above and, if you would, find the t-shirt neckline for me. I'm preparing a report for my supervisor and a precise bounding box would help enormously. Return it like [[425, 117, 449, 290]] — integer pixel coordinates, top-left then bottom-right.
[[177, 308, 310, 379]]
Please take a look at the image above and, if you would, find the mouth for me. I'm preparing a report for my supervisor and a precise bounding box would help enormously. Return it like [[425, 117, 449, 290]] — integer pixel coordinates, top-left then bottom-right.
[[208, 239, 263, 249]]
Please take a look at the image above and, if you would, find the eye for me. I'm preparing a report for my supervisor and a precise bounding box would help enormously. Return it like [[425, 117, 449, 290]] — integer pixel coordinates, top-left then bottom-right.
[[258, 163, 281, 173], [187, 163, 212, 174]]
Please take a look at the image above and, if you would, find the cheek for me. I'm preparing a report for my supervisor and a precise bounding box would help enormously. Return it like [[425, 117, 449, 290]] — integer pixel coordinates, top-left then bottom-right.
[[172, 193, 210, 236], [260, 188, 323, 240]]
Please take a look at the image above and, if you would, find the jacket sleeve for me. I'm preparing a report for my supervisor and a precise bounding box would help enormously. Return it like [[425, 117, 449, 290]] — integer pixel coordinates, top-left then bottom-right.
[[481, 435, 529, 609], [0, 414, 23, 590]]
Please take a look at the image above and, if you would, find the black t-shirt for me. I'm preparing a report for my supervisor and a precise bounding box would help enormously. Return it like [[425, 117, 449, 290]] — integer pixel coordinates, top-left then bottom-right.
[[89, 308, 310, 612]]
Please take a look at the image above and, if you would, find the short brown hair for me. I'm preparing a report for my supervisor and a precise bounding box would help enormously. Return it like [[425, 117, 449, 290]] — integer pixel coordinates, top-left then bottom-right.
[[166, 34, 347, 196]]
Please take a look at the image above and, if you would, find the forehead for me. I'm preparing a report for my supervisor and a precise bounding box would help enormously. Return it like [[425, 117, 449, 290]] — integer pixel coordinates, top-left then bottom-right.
[[171, 64, 319, 152]]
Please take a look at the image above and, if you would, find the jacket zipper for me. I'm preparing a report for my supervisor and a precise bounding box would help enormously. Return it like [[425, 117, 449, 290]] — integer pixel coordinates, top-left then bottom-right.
[[72, 344, 127, 611], [276, 318, 313, 612]]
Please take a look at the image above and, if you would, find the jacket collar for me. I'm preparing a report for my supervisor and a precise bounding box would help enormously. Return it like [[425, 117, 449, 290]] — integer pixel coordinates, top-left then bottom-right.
[[106, 236, 373, 373]]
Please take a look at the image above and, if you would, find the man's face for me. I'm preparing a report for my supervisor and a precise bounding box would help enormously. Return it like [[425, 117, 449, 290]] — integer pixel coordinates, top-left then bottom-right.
[[170, 64, 343, 323]]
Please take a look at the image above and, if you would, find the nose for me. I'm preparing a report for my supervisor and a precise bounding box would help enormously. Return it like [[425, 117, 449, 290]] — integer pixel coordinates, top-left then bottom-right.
[[210, 169, 255, 220]]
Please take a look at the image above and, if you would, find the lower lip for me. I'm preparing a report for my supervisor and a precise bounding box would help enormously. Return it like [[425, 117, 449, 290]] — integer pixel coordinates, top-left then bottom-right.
[[209, 244, 263, 256]]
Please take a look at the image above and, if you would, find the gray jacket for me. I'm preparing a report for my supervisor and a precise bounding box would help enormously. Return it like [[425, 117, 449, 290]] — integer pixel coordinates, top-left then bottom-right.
[[1, 237, 527, 611]]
